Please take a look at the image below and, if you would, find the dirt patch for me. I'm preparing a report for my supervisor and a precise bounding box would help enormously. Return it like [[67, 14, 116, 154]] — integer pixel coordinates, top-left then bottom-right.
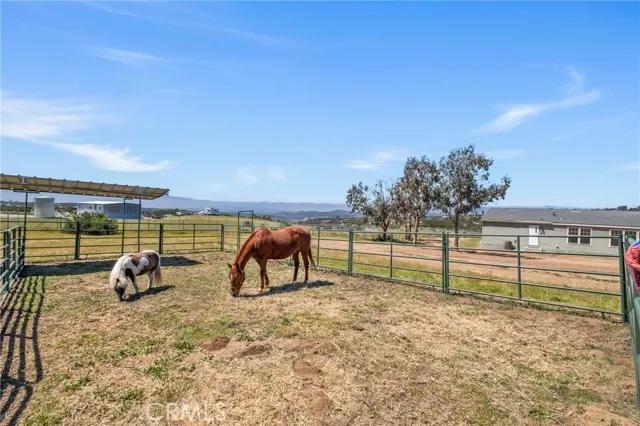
[[200, 336, 230, 352], [307, 391, 333, 414], [567, 405, 636, 425], [293, 359, 322, 378], [237, 343, 271, 357]]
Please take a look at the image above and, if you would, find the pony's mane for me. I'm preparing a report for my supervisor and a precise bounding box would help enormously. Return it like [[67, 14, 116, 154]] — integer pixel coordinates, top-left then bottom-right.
[[232, 228, 266, 266], [108, 255, 129, 288]]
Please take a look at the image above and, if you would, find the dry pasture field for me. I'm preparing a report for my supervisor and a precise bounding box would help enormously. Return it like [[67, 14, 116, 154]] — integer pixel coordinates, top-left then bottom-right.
[[1, 252, 637, 425]]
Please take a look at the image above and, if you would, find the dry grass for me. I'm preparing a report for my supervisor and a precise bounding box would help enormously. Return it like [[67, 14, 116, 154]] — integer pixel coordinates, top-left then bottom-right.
[[1, 252, 637, 425]]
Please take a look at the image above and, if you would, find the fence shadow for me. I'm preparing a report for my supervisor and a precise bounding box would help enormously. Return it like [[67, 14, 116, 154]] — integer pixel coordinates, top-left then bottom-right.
[[0, 276, 45, 426], [239, 280, 334, 298], [22, 255, 202, 277]]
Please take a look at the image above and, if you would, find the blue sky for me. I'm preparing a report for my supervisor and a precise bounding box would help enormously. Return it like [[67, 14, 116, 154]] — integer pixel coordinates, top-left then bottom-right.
[[1, 2, 638, 207]]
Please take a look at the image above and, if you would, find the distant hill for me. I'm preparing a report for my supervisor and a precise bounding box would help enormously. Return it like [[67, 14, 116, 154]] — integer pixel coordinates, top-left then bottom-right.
[[0, 190, 346, 215], [271, 209, 355, 221]]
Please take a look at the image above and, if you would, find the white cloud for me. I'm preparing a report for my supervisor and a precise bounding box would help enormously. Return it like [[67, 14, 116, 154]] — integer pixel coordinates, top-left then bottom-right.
[[40, 141, 173, 172], [477, 68, 600, 134], [235, 165, 287, 185], [1, 93, 98, 139], [1, 92, 174, 172], [345, 150, 406, 171], [92, 47, 163, 66]]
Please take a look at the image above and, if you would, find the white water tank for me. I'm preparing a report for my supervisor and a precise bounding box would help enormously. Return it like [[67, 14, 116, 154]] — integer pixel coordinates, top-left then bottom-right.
[[34, 197, 55, 218]]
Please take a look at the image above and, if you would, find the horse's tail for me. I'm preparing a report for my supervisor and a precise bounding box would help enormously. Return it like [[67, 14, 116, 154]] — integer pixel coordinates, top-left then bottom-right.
[[154, 255, 163, 284], [308, 246, 317, 269]]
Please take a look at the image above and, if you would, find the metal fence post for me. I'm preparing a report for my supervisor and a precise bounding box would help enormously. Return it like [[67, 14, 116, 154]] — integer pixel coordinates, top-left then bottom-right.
[[3, 231, 9, 291], [74, 220, 81, 260], [316, 229, 320, 267], [390, 233, 394, 279], [441, 233, 447, 293], [220, 224, 225, 251], [348, 229, 354, 274], [236, 225, 240, 251], [158, 223, 164, 254], [517, 236, 522, 299], [620, 238, 628, 322]]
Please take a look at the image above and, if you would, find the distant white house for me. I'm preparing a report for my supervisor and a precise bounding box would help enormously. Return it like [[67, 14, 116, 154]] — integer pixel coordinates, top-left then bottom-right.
[[198, 207, 219, 215], [77, 201, 140, 219]]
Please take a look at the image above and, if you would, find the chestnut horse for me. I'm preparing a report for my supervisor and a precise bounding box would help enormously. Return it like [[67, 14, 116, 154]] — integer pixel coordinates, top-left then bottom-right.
[[227, 225, 316, 296]]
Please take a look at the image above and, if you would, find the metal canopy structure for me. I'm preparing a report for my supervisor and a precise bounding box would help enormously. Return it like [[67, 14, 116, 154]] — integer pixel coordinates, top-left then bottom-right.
[[0, 174, 169, 200]]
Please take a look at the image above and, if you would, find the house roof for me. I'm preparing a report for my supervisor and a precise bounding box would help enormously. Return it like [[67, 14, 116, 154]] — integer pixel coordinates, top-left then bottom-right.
[[0, 174, 168, 200], [482, 207, 640, 228]]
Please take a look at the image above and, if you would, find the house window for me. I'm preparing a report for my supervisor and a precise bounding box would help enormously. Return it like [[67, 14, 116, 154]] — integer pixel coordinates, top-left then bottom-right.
[[626, 230, 638, 242], [568, 227, 591, 245], [610, 230, 622, 247]]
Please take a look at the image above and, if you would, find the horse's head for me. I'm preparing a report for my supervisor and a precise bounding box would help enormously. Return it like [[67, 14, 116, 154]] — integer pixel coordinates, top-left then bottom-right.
[[109, 256, 132, 301], [227, 263, 245, 297]]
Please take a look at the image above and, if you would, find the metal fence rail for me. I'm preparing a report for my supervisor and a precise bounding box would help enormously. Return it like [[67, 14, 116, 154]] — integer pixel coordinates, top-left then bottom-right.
[[0, 226, 25, 304], [5, 219, 626, 318]]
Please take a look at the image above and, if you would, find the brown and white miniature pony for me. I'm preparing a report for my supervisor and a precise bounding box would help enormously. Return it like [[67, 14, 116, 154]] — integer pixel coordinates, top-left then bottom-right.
[[228, 225, 315, 297], [109, 250, 162, 301]]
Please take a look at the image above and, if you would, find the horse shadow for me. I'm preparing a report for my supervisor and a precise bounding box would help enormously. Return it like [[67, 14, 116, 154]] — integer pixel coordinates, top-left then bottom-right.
[[239, 280, 334, 298], [124, 285, 175, 303], [22, 256, 201, 277], [0, 275, 45, 426]]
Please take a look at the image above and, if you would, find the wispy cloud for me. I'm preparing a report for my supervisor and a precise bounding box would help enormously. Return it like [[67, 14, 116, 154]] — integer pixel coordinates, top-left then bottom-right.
[[1, 92, 99, 139], [485, 148, 527, 161], [345, 150, 407, 170], [39, 140, 174, 172], [92, 47, 163, 67], [85, 2, 296, 48], [234, 165, 287, 185], [477, 68, 600, 134], [1, 92, 173, 172]]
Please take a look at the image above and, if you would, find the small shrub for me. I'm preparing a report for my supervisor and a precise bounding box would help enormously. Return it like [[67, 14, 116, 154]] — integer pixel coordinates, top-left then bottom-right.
[[503, 240, 515, 250], [63, 212, 118, 235]]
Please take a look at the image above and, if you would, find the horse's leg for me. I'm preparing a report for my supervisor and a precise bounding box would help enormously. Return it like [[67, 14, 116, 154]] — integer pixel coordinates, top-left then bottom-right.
[[259, 259, 267, 292], [130, 276, 140, 295], [264, 262, 270, 289], [147, 271, 153, 290], [292, 252, 300, 282], [301, 250, 310, 283]]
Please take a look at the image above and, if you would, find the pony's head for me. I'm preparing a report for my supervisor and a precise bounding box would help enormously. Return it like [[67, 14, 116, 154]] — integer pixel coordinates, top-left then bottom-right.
[[109, 256, 129, 301], [227, 263, 245, 297]]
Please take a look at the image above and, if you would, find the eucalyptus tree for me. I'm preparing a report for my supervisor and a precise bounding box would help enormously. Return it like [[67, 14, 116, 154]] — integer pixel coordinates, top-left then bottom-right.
[[437, 145, 511, 247], [395, 156, 440, 243], [346, 180, 397, 240]]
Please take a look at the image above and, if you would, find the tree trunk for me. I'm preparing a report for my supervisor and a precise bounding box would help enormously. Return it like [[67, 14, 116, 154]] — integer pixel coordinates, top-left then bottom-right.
[[454, 217, 460, 249], [413, 215, 420, 244]]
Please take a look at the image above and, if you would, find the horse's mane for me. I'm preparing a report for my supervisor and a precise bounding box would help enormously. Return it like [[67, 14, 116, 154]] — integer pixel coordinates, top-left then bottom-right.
[[233, 228, 267, 266], [108, 255, 129, 288]]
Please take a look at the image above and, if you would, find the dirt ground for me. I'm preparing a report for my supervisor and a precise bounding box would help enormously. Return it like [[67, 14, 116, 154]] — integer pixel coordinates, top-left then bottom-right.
[[319, 239, 621, 292], [1, 252, 637, 425]]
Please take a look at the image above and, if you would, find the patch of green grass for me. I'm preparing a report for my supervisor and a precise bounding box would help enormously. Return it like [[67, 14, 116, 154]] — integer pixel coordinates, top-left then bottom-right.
[[63, 375, 91, 393], [119, 387, 144, 405], [528, 405, 557, 421], [143, 358, 171, 379], [99, 337, 164, 362]]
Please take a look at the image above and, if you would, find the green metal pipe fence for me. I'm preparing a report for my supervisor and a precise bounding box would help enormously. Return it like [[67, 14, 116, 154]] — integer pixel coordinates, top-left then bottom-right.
[[0, 226, 25, 304], [623, 240, 640, 404]]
